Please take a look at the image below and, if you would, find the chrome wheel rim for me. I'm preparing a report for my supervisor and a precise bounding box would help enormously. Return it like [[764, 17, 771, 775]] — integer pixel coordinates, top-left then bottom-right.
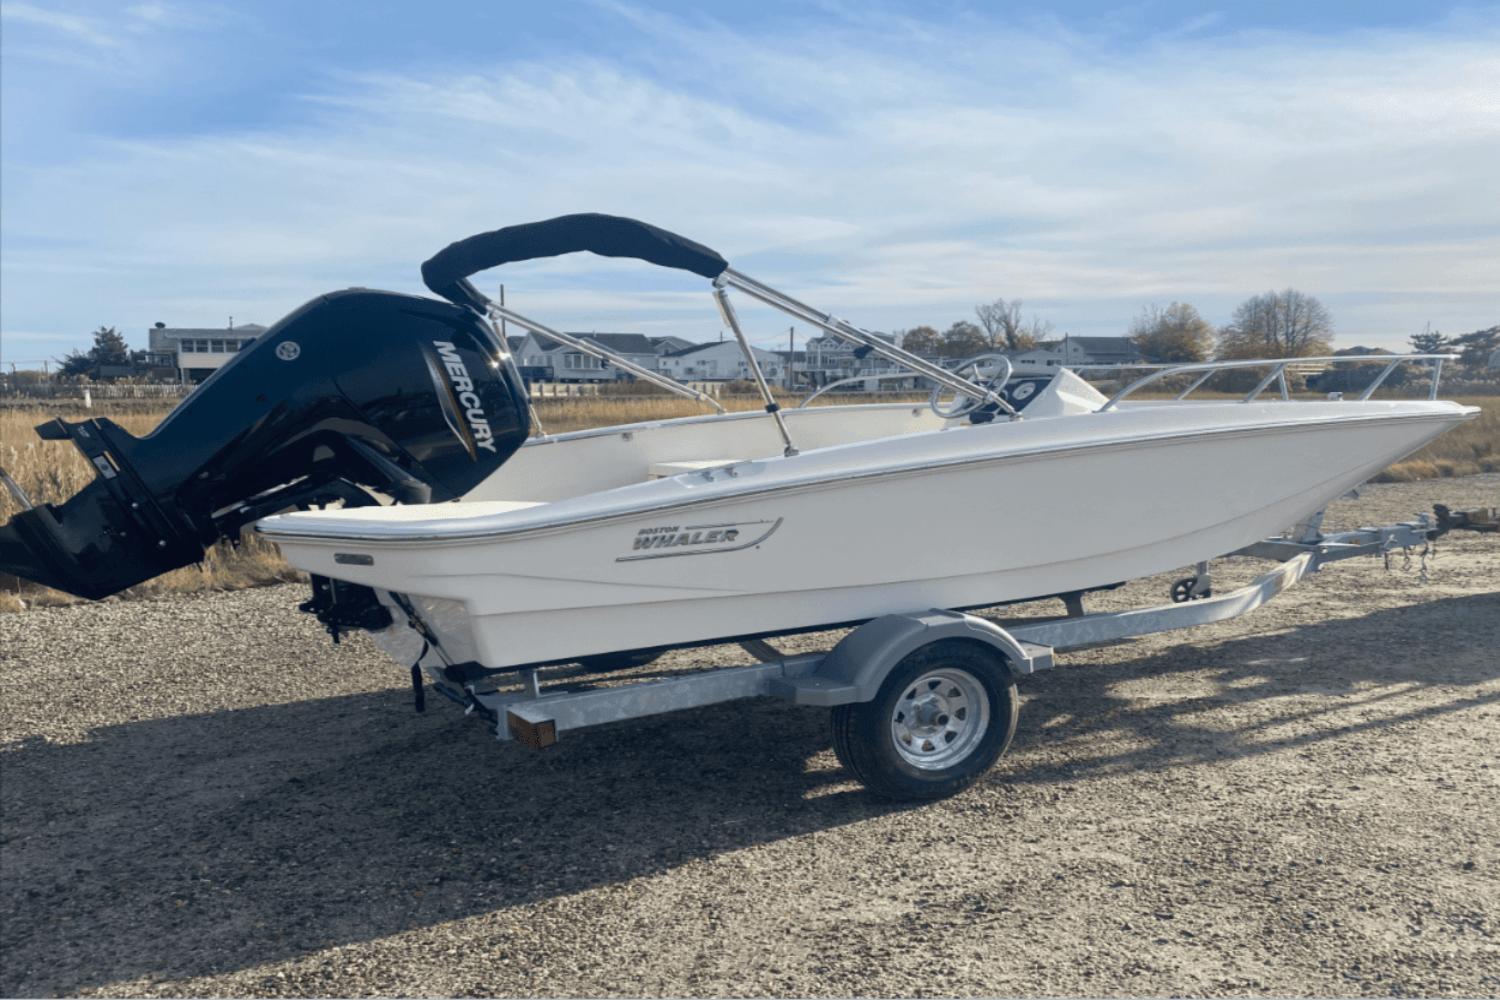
[[890, 667, 990, 770]]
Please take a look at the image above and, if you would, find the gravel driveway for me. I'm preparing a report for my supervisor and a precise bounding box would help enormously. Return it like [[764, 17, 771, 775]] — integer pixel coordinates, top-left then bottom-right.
[[3, 475, 1497, 997]]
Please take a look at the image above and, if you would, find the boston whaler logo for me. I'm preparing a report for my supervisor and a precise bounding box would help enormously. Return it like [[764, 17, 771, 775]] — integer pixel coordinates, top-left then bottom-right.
[[424, 340, 498, 459], [617, 518, 783, 561]]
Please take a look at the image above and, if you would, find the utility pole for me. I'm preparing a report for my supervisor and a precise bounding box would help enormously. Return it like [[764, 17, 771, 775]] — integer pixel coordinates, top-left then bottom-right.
[[787, 326, 795, 391]]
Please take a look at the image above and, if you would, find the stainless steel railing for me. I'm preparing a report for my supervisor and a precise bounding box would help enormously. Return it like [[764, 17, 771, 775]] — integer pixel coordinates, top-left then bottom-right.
[[1096, 354, 1458, 412]]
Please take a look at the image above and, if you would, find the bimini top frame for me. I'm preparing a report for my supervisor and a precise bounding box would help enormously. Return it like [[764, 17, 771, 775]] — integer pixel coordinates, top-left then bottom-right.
[[420, 213, 1016, 456]]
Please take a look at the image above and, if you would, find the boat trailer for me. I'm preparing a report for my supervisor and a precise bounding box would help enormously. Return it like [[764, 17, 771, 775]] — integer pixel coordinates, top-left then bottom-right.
[[419, 506, 1494, 801]]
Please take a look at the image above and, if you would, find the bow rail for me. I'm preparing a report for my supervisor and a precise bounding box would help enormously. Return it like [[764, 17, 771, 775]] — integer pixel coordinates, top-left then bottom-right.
[[1098, 353, 1459, 412]]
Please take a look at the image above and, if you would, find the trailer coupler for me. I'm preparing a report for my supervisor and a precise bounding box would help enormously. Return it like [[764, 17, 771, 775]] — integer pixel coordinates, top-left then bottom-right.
[[1433, 504, 1497, 535]]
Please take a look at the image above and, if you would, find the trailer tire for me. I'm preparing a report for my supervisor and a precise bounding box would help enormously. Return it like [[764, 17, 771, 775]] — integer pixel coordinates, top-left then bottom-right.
[[830, 639, 1018, 801]]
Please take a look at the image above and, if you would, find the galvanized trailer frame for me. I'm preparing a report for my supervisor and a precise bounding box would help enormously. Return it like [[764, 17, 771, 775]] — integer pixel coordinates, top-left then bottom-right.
[[421, 510, 1455, 753]]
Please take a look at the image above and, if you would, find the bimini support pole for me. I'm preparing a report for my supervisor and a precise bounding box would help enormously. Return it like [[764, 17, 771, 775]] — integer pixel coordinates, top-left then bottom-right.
[[712, 279, 798, 456], [718, 268, 1018, 419], [490, 304, 725, 414]]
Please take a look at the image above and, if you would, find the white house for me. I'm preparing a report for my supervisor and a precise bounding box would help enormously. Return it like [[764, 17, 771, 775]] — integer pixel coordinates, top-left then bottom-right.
[[148, 321, 268, 383], [1038, 336, 1144, 367], [1005, 347, 1068, 376], [658, 341, 784, 382], [649, 335, 695, 356], [514, 332, 659, 382], [800, 333, 901, 385]]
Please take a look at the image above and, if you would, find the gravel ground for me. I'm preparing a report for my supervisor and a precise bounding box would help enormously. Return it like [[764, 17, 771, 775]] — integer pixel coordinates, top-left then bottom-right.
[[2, 475, 1498, 998]]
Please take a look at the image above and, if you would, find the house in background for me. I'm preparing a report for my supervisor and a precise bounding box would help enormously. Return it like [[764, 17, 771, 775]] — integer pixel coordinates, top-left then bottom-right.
[[148, 321, 268, 382], [1005, 346, 1068, 375], [514, 332, 659, 382], [1040, 336, 1144, 367], [658, 340, 784, 382], [773, 349, 809, 389], [799, 333, 900, 386], [649, 335, 695, 357]]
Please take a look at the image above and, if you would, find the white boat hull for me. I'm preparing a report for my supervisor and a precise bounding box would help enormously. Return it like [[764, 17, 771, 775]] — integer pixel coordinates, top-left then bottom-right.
[[260, 398, 1476, 669]]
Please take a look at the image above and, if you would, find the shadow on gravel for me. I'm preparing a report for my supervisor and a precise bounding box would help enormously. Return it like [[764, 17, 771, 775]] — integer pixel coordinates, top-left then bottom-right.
[[1006, 591, 1500, 786], [3, 593, 1497, 994]]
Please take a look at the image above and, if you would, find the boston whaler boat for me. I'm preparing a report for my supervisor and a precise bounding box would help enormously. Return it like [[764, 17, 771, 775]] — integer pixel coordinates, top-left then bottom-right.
[[1, 214, 1484, 799]]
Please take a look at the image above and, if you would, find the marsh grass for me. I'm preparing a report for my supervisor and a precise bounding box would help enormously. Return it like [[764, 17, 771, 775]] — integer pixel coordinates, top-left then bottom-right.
[[1368, 398, 1497, 481], [1123, 390, 1497, 482], [0, 406, 300, 611], [2, 392, 1491, 610]]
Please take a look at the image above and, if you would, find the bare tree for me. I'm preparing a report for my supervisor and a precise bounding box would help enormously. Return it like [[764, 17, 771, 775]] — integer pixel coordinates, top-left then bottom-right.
[[1129, 302, 1215, 362], [975, 299, 1022, 349], [1217, 289, 1333, 359], [899, 325, 941, 356], [975, 298, 1052, 351], [940, 321, 989, 358], [1021, 315, 1053, 346]]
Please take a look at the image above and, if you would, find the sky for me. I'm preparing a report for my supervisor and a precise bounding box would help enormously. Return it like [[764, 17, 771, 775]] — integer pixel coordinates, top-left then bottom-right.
[[2, 1, 1498, 366]]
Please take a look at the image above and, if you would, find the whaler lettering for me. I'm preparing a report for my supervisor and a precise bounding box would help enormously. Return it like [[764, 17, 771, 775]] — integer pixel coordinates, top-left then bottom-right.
[[632, 526, 740, 550]]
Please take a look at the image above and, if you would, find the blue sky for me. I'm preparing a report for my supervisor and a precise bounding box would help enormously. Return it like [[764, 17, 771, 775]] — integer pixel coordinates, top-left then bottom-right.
[[3, 1, 1497, 364]]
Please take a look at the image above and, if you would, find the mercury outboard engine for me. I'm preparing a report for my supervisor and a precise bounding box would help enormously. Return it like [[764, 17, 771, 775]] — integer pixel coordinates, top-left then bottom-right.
[[0, 288, 529, 599]]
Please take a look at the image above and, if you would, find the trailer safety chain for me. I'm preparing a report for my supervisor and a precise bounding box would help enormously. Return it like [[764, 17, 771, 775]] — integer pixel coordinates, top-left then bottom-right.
[[410, 640, 429, 713], [389, 590, 458, 713]]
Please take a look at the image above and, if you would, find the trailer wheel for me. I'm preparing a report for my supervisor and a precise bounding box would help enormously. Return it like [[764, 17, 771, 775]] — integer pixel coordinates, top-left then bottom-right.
[[830, 640, 1018, 801], [1171, 577, 1210, 602]]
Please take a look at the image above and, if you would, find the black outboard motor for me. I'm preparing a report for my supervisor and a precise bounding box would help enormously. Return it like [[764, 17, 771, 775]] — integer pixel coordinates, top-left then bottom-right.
[[0, 289, 529, 599]]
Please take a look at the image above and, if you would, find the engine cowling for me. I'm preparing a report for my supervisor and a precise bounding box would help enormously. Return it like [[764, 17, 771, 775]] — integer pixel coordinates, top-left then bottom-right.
[[0, 289, 529, 599]]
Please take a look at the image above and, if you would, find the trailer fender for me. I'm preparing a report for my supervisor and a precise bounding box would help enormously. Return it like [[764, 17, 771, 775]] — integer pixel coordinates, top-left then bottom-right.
[[772, 610, 1053, 707]]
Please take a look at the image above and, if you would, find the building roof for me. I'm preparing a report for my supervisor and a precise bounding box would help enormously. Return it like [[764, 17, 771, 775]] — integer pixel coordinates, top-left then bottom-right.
[[1038, 336, 1141, 356], [649, 335, 695, 353], [664, 340, 784, 359], [156, 324, 267, 338], [806, 332, 895, 349], [664, 341, 732, 357], [529, 332, 657, 355], [1071, 336, 1140, 353]]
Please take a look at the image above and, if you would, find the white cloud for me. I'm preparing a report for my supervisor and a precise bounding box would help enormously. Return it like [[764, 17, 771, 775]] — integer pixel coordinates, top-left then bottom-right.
[[0, 2, 119, 47], [2, 6, 1498, 361]]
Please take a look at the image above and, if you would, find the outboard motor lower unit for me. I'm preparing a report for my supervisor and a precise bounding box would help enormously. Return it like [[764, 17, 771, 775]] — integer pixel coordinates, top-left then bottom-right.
[[0, 289, 529, 599]]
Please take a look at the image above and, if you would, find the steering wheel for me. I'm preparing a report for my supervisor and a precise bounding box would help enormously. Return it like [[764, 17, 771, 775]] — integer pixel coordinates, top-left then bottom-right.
[[929, 353, 1014, 419]]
